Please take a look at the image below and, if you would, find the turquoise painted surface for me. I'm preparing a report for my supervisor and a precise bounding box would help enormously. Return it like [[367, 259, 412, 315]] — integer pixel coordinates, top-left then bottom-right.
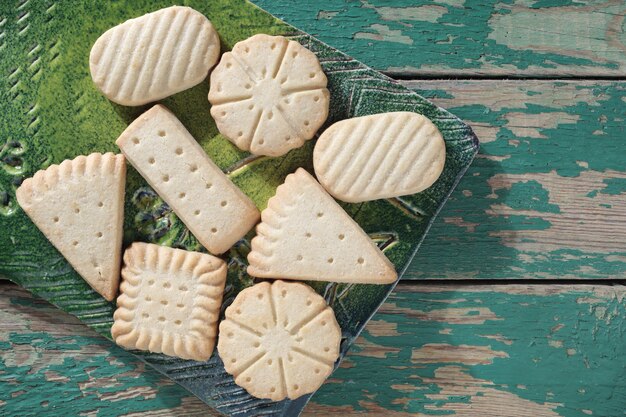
[[0, 287, 201, 416], [2, 284, 624, 417], [252, 0, 626, 76], [313, 285, 626, 416], [402, 80, 626, 280], [248, 0, 626, 281], [2, 0, 625, 415], [1, 332, 191, 416]]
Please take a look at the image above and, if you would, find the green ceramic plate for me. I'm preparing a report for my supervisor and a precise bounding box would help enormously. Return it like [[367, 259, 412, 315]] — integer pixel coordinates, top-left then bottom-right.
[[0, 1, 478, 415]]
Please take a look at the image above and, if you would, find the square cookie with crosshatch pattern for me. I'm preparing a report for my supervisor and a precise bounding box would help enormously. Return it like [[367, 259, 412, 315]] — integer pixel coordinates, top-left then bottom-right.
[[111, 242, 227, 361]]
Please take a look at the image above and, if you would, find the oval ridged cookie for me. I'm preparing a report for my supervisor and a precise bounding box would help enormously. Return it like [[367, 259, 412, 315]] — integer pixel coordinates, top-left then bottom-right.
[[90, 6, 220, 106], [313, 112, 446, 203], [209, 34, 329, 157], [112, 243, 227, 361], [218, 280, 341, 400]]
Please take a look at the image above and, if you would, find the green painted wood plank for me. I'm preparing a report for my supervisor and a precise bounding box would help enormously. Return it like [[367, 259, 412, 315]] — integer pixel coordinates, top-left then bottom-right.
[[1, 284, 624, 416], [401, 80, 626, 280], [252, 0, 626, 77], [310, 283, 626, 417]]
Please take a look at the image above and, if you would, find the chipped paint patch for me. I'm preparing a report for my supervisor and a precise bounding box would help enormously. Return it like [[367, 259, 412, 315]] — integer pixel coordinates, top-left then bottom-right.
[[354, 24, 413, 45], [367, 320, 401, 337], [606, 255, 626, 263], [390, 383, 418, 393], [479, 334, 513, 346], [317, 10, 339, 20], [421, 366, 562, 416], [488, 4, 626, 71], [434, 0, 465, 7], [374, 5, 448, 23], [548, 340, 563, 348], [487, 170, 626, 254], [443, 216, 479, 232], [382, 303, 502, 325], [351, 337, 402, 359], [411, 344, 509, 365], [503, 111, 580, 138]]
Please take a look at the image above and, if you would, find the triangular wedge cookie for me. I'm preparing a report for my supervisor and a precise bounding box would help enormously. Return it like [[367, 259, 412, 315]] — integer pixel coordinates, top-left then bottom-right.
[[16, 153, 126, 301], [248, 168, 397, 284]]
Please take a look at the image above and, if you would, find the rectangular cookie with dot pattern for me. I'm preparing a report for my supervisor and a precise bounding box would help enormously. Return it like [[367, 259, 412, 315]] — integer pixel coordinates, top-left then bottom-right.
[[116, 105, 260, 254], [111, 242, 226, 361]]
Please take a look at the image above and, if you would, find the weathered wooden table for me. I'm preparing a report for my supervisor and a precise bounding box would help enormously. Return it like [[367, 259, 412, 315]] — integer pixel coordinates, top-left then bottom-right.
[[1, 1, 625, 416]]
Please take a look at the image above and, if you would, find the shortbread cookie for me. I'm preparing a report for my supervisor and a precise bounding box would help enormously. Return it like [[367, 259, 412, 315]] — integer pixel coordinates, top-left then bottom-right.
[[218, 280, 341, 400], [117, 105, 260, 254], [209, 34, 329, 157], [16, 153, 126, 301], [90, 6, 220, 106], [248, 168, 397, 284], [111, 243, 226, 361], [314, 112, 446, 203]]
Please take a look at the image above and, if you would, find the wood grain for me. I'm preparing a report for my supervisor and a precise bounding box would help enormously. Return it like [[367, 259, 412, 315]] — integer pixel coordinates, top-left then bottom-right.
[[400, 80, 626, 280], [1, 283, 624, 416], [3, 2, 625, 416], [252, 0, 626, 77]]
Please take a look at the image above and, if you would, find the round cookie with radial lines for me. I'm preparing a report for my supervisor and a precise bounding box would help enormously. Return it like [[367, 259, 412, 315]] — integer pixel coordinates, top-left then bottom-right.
[[313, 112, 446, 203], [209, 34, 329, 157], [218, 280, 341, 401], [90, 6, 220, 106]]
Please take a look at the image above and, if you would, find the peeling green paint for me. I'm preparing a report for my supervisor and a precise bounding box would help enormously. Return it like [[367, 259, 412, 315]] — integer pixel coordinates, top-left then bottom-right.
[[313, 286, 626, 417], [252, 0, 626, 76], [1, 1, 624, 415], [407, 81, 626, 280], [2, 285, 624, 417], [600, 178, 626, 196], [1, 332, 194, 416], [500, 180, 561, 214]]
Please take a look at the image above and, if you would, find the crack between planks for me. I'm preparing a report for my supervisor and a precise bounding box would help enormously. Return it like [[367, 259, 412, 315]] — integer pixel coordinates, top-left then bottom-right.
[[385, 72, 626, 81], [396, 278, 626, 288]]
